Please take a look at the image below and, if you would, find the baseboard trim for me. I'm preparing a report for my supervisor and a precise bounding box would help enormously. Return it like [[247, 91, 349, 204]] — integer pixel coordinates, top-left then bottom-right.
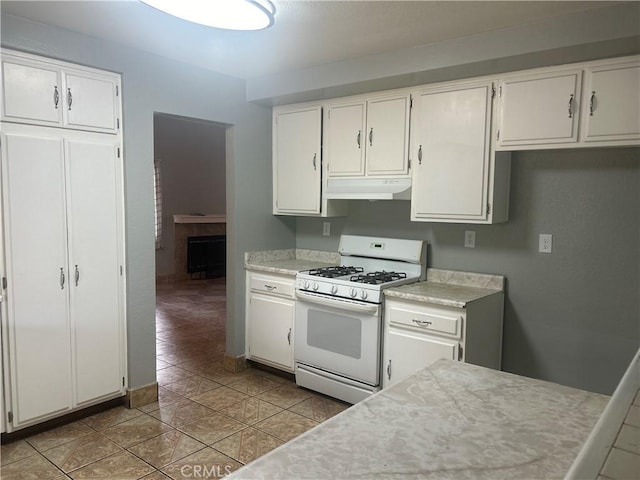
[[224, 353, 247, 373], [125, 382, 158, 409]]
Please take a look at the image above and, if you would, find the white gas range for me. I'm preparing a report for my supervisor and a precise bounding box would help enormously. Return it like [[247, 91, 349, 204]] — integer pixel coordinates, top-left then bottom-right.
[[294, 235, 426, 404]]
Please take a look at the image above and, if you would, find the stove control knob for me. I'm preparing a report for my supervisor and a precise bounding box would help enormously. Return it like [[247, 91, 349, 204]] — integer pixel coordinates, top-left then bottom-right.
[[303, 280, 310, 290], [350, 288, 358, 298], [330, 285, 338, 294], [360, 290, 368, 300], [313, 282, 320, 291]]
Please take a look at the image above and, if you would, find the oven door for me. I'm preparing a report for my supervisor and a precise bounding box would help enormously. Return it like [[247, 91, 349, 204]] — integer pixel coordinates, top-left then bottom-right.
[[295, 290, 381, 386]]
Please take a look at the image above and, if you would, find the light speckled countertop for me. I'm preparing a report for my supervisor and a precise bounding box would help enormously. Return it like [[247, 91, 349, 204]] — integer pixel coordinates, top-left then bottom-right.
[[245, 249, 340, 276], [385, 268, 505, 308], [228, 359, 609, 480]]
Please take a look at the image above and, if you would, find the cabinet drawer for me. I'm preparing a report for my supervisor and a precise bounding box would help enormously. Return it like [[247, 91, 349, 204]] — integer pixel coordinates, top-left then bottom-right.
[[387, 302, 463, 338], [249, 273, 295, 298]]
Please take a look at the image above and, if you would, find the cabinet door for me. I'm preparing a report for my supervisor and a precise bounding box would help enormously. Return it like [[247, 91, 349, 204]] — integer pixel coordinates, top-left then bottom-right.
[[66, 138, 124, 405], [582, 62, 640, 143], [365, 94, 410, 176], [411, 82, 492, 221], [248, 293, 294, 370], [326, 101, 366, 176], [273, 107, 322, 215], [64, 72, 119, 133], [2, 58, 63, 126], [383, 328, 458, 388], [1, 131, 72, 428], [497, 70, 581, 148]]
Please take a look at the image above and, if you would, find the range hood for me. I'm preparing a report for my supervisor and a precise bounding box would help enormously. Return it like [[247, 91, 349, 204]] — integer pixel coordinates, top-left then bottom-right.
[[324, 178, 411, 201]]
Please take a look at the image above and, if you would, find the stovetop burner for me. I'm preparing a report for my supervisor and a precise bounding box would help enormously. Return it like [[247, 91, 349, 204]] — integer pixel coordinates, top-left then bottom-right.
[[307, 266, 364, 278], [349, 271, 407, 285]]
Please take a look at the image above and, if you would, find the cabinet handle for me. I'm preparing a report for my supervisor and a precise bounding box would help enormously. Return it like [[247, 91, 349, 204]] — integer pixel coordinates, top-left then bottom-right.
[[590, 91, 596, 116], [312, 153, 317, 170], [418, 145, 422, 165], [567, 94, 574, 118], [287, 328, 292, 345], [75, 265, 80, 286], [369, 128, 373, 146], [67, 88, 73, 110], [60, 267, 65, 290], [264, 284, 276, 291], [53, 86, 60, 109], [387, 359, 392, 380], [412, 319, 432, 327], [356, 130, 361, 149]]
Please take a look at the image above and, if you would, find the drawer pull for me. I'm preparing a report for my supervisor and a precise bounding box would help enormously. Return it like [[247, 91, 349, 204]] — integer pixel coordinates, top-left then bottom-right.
[[264, 284, 277, 291], [412, 319, 432, 327]]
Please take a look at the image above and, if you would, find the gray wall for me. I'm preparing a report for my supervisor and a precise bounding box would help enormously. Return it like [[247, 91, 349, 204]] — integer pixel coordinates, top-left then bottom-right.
[[1, 13, 297, 389], [297, 148, 640, 395], [154, 115, 227, 276]]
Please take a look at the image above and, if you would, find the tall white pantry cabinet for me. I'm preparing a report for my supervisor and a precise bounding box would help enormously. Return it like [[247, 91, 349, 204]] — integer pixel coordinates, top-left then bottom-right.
[[0, 49, 126, 432]]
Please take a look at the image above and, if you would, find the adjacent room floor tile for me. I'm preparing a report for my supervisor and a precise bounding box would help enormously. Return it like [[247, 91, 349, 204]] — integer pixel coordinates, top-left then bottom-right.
[[614, 423, 640, 454], [148, 398, 216, 428], [0, 451, 68, 480], [212, 427, 283, 465], [178, 412, 246, 445], [82, 406, 144, 430], [254, 410, 319, 442], [26, 420, 94, 452], [156, 366, 194, 386], [218, 398, 283, 426], [40, 432, 123, 473], [257, 384, 313, 409], [160, 447, 242, 480], [288, 395, 349, 422], [101, 413, 173, 448], [68, 450, 155, 479], [128, 430, 205, 469], [601, 446, 640, 480], [163, 375, 222, 398], [625, 404, 640, 428], [190, 386, 249, 411], [0, 439, 38, 466]]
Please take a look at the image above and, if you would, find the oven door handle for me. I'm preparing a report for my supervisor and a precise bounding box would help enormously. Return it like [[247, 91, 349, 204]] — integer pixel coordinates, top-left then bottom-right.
[[296, 290, 380, 314]]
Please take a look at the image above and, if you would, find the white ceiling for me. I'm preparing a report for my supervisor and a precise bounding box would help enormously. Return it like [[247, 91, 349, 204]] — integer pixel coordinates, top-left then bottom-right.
[[1, 1, 622, 80]]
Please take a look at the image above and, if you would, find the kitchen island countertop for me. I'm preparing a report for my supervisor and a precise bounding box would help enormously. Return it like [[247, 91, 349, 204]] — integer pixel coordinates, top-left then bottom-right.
[[227, 359, 608, 479], [245, 249, 340, 276]]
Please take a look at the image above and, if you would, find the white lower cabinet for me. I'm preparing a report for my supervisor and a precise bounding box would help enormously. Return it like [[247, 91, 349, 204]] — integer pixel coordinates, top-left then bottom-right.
[[246, 271, 295, 372], [382, 295, 503, 389], [1, 124, 126, 431]]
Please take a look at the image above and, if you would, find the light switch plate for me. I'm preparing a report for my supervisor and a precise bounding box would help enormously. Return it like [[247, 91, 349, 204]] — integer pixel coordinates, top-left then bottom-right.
[[539, 234, 552, 253], [464, 230, 476, 248]]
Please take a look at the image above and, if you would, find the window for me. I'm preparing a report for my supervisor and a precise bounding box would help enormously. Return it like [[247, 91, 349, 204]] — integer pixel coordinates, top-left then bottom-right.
[[154, 159, 163, 249]]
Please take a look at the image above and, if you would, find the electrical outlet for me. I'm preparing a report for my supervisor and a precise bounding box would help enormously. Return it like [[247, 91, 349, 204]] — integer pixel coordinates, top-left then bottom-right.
[[539, 234, 552, 253], [464, 230, 476, 248], [323, 222, 331, 236]]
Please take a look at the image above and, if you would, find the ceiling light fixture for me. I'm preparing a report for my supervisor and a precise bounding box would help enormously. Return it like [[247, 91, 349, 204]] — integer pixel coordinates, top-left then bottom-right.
[[140, 0, 276, 31]]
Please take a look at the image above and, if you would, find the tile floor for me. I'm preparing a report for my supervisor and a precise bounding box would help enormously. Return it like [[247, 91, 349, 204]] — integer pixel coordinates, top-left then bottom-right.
[[1, 278, 349, 479]]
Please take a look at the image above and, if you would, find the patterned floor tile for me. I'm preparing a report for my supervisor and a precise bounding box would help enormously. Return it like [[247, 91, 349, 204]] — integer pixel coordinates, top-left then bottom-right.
[[212, 427, 283, 465], [256, 384, 313, 409], [141, 471, 173, 480], [102, 413, 173, 448], [128, 430, 205, 469], [178, 412, 246, 445], [160, 447, 242, 479], [67, 450, 155, 479], [288, 394, 349, 422], [253, 410, 318, 442], [82, 406, 144, 430], [139, 387, 184, 413], [0, 439, 38, 466], [163, 375, 222, 398], [190, 387, 249, 411], [148, 398, 216, 428], [156, 366, 194, 386], [26, 420, 94, 452], [40, 432, 123, 473], [0, 451, 68, 480], [226, 373, 281, 396], [217, 398, 283, 426]]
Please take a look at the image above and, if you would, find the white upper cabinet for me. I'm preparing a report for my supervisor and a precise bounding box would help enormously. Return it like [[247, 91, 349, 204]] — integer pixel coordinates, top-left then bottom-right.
[[272, 105, 322, 215], [1, 49, 120, 134], [411, 81, 510, 224], [581, 60, 640, 144], [496, 69, 582, 149], [326, 93, 410, 178]]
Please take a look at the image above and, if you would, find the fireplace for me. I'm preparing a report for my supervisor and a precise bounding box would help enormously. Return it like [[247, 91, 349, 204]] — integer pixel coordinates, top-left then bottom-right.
[[187, 235, 226, 278], [171, 215, 226, 282]]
